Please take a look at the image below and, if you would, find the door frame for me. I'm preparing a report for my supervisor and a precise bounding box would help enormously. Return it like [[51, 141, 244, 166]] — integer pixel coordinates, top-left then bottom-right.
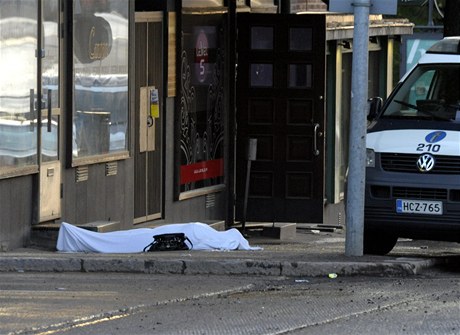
[[38, 0, 62, 223], [133, 11, 164, 224], [235, 13, 326, 223]]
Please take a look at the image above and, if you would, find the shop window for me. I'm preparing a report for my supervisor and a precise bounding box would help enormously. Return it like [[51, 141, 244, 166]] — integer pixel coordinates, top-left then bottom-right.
[[42, 0, 60, 164], [178, 14, 226, 196], [72, 0, 129, 162], [0, 1, 38, 171], [368, 51, 381, 98], [339, 53, 352, 199]]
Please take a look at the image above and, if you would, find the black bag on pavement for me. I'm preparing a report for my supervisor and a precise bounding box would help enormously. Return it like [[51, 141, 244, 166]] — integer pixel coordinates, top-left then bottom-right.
[[143, 233, 193, 252]]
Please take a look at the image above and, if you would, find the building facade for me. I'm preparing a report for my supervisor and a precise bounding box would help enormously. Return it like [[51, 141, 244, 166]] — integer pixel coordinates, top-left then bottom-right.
[[0, 0, 412, 250]]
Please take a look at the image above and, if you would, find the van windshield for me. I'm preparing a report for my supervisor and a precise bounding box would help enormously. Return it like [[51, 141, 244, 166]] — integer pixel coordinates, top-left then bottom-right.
[[382, 64, 460, 121]]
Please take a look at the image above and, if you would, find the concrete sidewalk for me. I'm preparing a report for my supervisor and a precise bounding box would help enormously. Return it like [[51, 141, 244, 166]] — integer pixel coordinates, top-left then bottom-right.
[[2, 225, 457, 277]]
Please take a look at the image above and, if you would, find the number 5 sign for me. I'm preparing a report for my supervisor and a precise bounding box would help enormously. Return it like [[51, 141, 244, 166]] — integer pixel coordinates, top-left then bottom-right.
[[195, 30, 209, 83]]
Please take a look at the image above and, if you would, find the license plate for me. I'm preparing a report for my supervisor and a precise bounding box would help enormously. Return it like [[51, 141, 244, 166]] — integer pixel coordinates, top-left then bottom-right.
[[396, 199, 443, 215]]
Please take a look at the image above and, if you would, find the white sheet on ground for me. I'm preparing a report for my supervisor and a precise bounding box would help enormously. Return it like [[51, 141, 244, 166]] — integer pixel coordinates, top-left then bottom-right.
[[56, 222, 261, 253]]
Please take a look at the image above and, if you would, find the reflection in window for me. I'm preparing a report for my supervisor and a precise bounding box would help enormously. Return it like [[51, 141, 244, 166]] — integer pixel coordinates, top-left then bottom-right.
[[251, 27, 273, 50], [72, 0, 129, 159], [0, 1, 38, 168], [251, 64, 273, 87], [289, 64, 312, 88], [290, 28, 312, 51], [42, 0, 60, 163]]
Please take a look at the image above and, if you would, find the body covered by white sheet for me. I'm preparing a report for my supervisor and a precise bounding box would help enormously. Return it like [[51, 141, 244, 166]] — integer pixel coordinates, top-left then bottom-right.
[[56, 222, 261, 253]]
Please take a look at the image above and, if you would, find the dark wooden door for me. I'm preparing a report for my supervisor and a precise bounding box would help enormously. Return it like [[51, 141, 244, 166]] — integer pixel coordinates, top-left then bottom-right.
[[134, 14, 163, 223], [235, 14, 326, 223]]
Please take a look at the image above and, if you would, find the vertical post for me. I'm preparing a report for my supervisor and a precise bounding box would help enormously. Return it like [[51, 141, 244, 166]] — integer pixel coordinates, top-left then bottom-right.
[[33, 0, 43, 225], [427, 0, 434, 27], [242, 138, 257, 231], [226, 0, 237, 229], [345, 0, 370, 257]]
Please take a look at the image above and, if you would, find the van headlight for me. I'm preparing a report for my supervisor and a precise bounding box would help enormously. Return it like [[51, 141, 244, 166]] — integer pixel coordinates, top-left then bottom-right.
[[366, 149, 375, 167]]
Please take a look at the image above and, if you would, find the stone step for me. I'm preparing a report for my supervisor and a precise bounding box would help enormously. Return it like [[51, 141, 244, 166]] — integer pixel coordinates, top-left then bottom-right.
[[31, 221, 120, 250], [234, 222, 297, 240], [77, 221, 120, 232]]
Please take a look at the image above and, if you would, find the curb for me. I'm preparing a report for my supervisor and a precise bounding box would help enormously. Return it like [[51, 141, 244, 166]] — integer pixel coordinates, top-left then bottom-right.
[[0, 256, 440, 277]]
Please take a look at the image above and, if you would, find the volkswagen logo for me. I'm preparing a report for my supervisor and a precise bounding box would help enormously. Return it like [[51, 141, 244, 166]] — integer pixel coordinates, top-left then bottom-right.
[[416, 154, 435, 172]]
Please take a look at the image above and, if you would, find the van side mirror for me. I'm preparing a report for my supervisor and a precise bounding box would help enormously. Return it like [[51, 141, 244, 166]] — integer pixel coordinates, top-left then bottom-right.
[[367, 97, 383, 121]]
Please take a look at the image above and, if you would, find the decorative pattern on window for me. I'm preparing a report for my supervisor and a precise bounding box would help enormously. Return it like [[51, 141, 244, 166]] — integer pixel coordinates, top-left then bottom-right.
[[178, 22, 225, 194]]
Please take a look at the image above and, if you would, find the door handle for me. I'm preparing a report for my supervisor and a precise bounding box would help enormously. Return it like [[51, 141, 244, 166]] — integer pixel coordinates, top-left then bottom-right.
[[313, 123, 322, 156], [47, 89, 52, 132], [30, 89, 35, 131]]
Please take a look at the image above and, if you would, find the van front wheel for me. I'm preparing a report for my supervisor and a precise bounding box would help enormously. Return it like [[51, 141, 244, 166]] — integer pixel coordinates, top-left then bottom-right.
[[363, 230, 398, 255]]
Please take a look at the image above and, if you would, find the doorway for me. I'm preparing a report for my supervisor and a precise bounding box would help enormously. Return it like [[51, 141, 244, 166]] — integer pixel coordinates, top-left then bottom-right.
[[134, 12, 164, 223], [39, 0, 61, 222], [235, 14, 326, 223], [0, 0, 61, 224]]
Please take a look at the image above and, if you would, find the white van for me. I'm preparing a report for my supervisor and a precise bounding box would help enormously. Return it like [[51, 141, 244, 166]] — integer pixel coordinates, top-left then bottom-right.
[[365, 36, 460, 255]]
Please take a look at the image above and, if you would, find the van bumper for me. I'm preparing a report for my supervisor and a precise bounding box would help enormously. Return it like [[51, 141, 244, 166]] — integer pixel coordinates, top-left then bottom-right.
[[365, 168, 460, 242]]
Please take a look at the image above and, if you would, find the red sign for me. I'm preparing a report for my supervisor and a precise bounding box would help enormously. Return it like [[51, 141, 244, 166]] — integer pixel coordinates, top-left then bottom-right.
[[180, 159, 224, 185]]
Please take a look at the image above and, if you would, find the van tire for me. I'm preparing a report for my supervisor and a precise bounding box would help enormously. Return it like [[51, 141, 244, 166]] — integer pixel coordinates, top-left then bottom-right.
[[363, 230, 398, 255]]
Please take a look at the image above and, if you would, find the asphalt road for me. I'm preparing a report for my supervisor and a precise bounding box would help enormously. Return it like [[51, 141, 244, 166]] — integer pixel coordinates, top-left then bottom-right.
[[2, 266, 460, 335]]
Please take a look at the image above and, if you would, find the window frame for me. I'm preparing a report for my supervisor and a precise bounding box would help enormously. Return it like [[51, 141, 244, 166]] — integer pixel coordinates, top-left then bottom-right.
[[68, 0, 132, 168]]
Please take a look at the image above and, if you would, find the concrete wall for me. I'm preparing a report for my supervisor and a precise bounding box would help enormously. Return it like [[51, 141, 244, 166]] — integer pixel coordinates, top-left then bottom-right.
[[163, 98, 227, 224], [61, 160, 135, 229], [0, 176, 33, 250]]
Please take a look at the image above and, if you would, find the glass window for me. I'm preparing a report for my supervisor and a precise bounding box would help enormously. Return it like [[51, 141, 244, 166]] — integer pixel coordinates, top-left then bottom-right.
[[251, 64, 273, 87], [0, 1, 38, 169], [42, 0, 60, 163], [178, 15, 226, 194], [289, 64, 312, 88], [382, 64, 460, 121], [289, 28, 312, 51], [251, 26, 273, 50], [72, 0, 129, 159]]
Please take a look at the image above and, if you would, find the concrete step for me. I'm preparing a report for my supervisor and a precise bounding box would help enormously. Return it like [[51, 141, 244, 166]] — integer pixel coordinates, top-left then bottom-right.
[[233, 222, 297, 240], [31, 221, 120, 250], [77, 221, 120, 232]]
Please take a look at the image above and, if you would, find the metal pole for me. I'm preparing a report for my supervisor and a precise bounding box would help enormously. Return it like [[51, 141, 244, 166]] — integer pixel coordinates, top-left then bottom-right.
[[345, 0, 370, 257], [428, 0, 434, 27]]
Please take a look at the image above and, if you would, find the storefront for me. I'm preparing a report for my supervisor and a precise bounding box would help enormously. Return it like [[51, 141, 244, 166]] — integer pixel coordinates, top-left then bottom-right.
[[0, 0, 134, 249], [0, 0, 413, 250]]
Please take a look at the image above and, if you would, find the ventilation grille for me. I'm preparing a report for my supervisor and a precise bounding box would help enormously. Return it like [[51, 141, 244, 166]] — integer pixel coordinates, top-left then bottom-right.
[[75, 166, 89, 182], [105, 162, 118, 176], [393, 187, 448, 200], [206, 193, 215, 208], [381, 153, 460, 174]]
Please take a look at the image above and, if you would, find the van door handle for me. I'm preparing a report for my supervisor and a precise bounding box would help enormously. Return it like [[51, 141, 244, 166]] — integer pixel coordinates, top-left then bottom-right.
[[313, 123, 322, 156]]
